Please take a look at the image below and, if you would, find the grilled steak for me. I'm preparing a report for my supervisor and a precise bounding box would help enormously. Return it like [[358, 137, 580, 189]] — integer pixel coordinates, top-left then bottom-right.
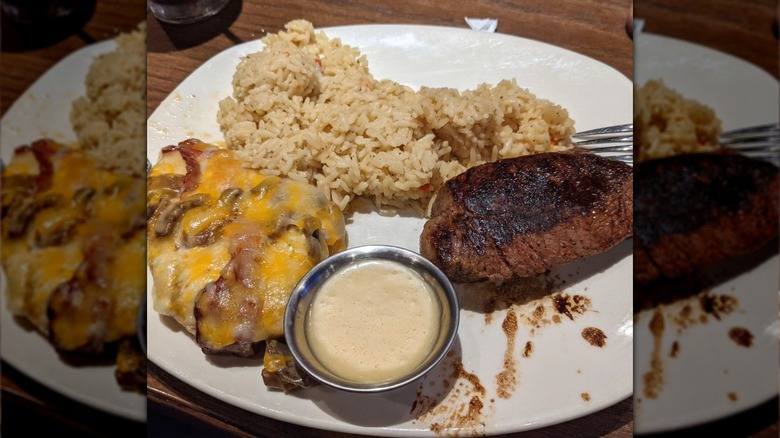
[[420, 150, 633, 282], [634, 152, 779, 286]]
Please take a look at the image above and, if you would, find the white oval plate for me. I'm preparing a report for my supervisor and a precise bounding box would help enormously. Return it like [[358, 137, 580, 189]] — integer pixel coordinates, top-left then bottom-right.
[[0, 40, 147, 422], [147, 24, 633, 436], [633, 32, 779, 434]]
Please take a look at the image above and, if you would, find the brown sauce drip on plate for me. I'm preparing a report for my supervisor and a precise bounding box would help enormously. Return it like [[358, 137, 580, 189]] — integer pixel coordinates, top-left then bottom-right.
[[581, 327, 607, 347], [642, 309, 665, 399], [700, 293, 738, 320], [670, 341, 680, 358], [728, 327, 753, 347], [496, 308, 518, 399], [552, 293, 590, 320], [411, 356, 491, 435], [522, 341, 533, 358]]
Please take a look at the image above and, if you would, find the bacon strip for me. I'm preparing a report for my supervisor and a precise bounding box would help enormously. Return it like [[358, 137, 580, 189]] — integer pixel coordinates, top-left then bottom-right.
[[29, 139, 59, 192], [177, 139, 204, 193]]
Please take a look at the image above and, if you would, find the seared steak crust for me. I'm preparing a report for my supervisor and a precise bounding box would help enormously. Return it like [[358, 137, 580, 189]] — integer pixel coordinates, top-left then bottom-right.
[[634, 152, 779, 285], [420, 150, 633, 282]]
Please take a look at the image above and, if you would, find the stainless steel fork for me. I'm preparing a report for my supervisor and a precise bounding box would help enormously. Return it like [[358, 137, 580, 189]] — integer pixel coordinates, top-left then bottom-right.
[[573, 122, 780, 166], [572, 123, 633, 164], [719, 123, 779, 164]]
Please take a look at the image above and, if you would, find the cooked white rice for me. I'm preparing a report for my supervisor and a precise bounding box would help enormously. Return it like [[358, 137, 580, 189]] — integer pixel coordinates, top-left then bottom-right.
[[635, 79, 722, 163], [70, 22, 146, 176], [218, 20, 575, 212]]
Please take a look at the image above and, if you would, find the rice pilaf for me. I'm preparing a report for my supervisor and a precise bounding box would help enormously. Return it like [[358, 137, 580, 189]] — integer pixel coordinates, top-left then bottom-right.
[[635, 79, 722, 163], [71, 22, 146, 176], [218, 20, 575, 213]]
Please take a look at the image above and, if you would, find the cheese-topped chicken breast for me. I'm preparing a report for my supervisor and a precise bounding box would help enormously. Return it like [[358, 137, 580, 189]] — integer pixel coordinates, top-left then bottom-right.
[[147, 139, 346, 356], [1, 139, 146, 390]]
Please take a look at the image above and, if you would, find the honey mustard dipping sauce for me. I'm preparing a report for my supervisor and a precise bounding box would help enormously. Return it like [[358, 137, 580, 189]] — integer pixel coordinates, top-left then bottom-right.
[[306, 259, 441, 384]]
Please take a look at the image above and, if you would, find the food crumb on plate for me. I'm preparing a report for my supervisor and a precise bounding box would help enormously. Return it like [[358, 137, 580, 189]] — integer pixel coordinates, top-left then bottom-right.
[[669, 341, 680, 358], [581, 327, 607, 348], [412, 356, 492, 436], [522, 341, 533, 358], [699, 293, 738, 320], [727, 327, 753, 347]]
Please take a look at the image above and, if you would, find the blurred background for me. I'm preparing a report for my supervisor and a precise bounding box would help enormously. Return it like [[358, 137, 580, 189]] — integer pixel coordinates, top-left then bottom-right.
[[1, 0, 146, 436], [633, 0, 779, 436]]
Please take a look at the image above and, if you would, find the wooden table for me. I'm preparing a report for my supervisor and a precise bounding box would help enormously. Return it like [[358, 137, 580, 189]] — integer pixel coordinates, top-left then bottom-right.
[[146, 0, 634, 436], [634, 1, 778, 437], [0, 1, 147, 437], [635, 0, 779, 79], [1, 0, 146, 114]]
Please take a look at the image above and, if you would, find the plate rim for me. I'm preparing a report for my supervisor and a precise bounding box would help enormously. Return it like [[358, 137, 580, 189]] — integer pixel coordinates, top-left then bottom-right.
[[636, 32, 779, 85]]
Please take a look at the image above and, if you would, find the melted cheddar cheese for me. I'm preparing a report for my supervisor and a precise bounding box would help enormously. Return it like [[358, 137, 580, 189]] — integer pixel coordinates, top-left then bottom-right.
[[147, 139, 346, 354], [1, 140, 145, 359], [150, 239, 231, 331], [3, 238, 83, 332]]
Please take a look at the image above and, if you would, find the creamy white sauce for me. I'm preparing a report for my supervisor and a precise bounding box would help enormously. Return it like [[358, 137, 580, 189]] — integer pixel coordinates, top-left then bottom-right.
[[306, 259, 441, 384]]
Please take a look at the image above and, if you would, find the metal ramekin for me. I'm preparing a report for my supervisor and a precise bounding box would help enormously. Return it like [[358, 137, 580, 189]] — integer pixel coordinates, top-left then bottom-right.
[[284, 245, 459, 393]]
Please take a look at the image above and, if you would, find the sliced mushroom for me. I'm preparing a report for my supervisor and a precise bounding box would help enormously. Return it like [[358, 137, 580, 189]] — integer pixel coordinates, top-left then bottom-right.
[[154, 193, 210, 237], [5, 193, 63, 237], [1, 175, 38, 218], [147, 174, 185, 219], [182, 188, 243, 248]]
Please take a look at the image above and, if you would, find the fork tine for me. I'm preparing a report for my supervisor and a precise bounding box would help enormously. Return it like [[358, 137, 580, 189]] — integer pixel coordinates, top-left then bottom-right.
[[735, 149, 780, 159], [715, 124, 779, 166], [719, 123, 779, 138], [576, 143, 633, 153], [719, 122, 779, 157], [720, 135, 779, 148], [573, 124, 633, 137], [607, 154, 633, 164], [572, 123, 633, 165], [573, 136, 633, 146]]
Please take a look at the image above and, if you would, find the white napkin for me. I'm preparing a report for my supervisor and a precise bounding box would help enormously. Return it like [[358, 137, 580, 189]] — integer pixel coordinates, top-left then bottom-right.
[[465, 17, 498, 33], [634, 18, 645, 35]]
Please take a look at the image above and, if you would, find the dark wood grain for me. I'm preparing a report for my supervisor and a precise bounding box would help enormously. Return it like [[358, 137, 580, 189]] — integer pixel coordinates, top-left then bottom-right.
[[0, 1, 147, 436], [635, 0, 779, 78], [1, 0, 147, 115], [146, 0, 634, 116], [1, 363, 145, 437], [636, 397, 779, 438], [146, 0, 634, 436]]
